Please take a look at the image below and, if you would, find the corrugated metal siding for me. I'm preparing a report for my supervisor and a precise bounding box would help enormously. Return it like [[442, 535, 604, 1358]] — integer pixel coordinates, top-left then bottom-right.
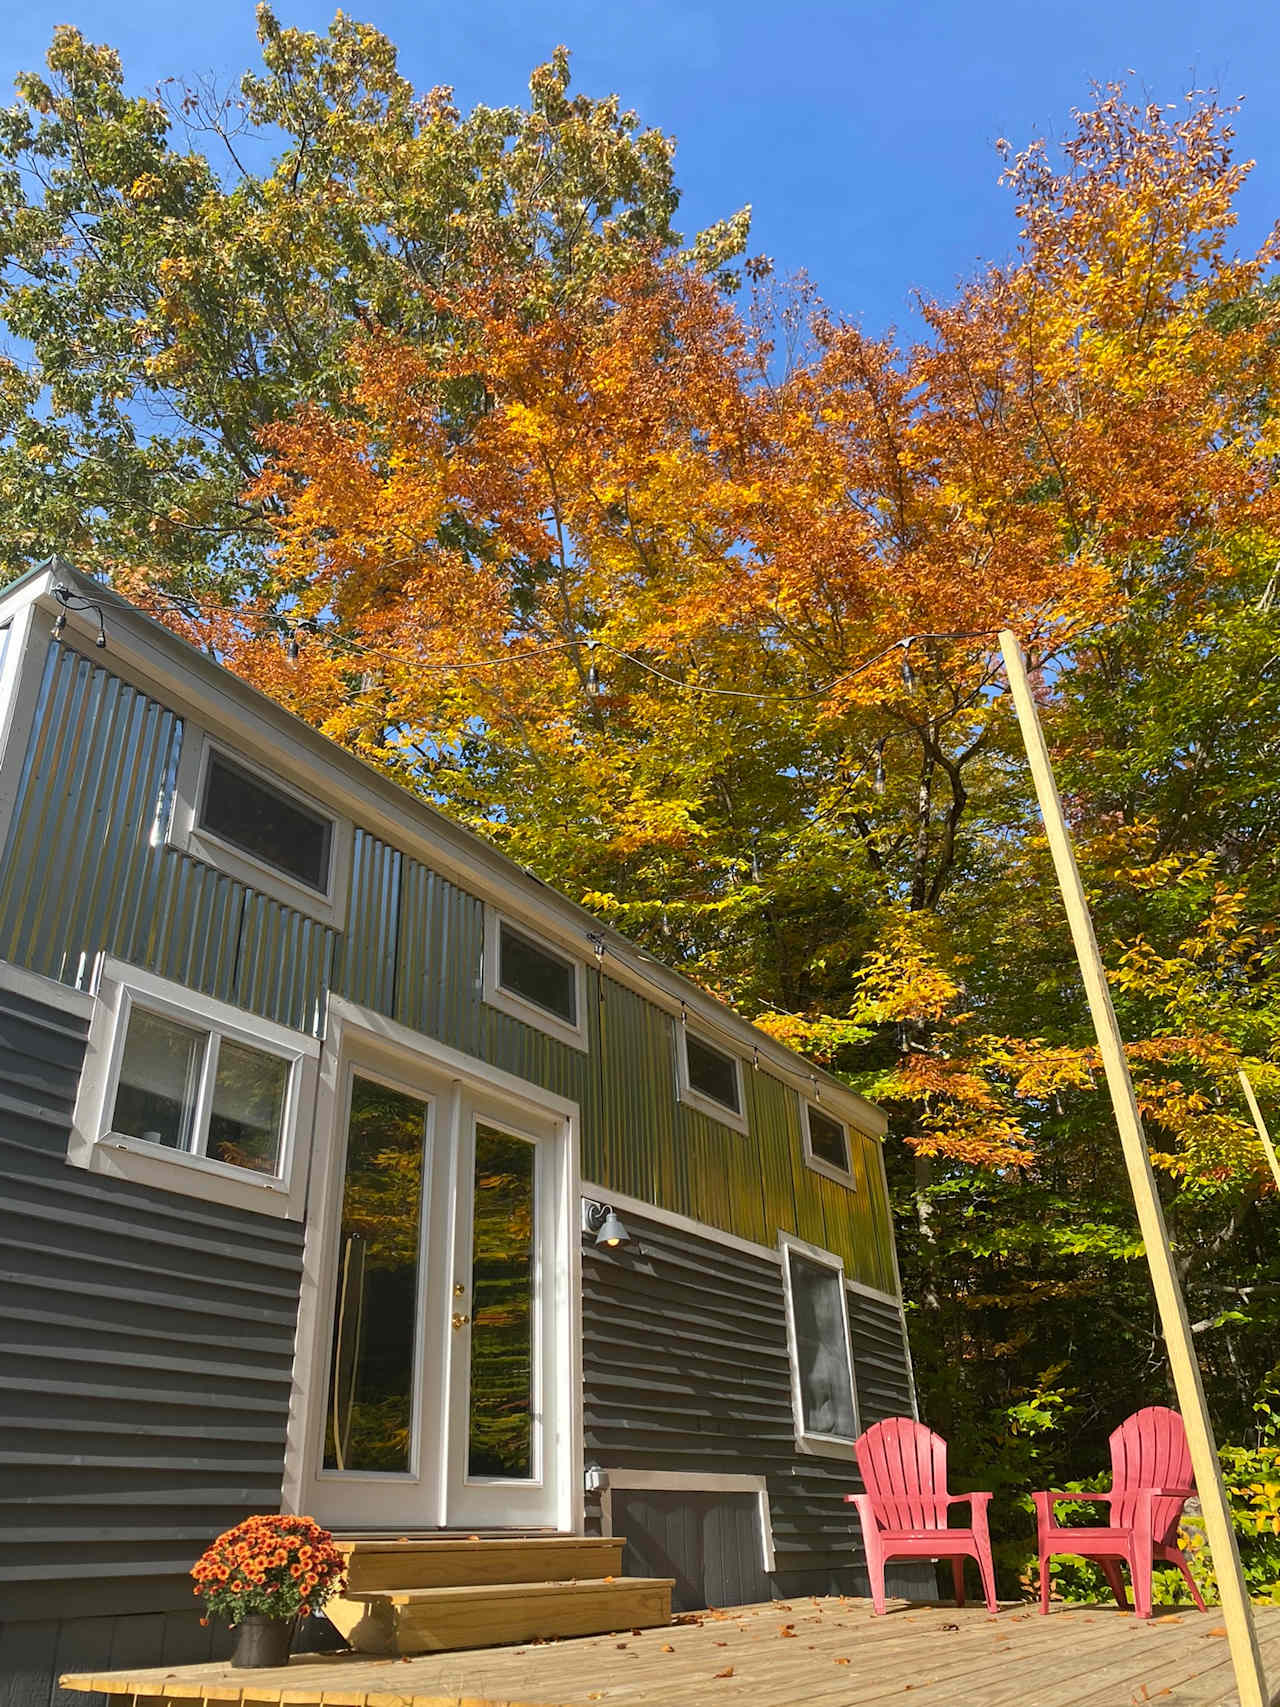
[[0, 983, 303, 1624], [0, 645, 334, 1033], [0, 643, 901, 1293], [582, 1206, 921, 1600]]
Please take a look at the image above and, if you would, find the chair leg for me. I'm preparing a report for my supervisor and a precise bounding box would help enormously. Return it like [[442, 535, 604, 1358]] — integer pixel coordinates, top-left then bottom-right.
[[865, 1537, 888, 1617], [976, 1544, 998, 1614], [1039, 1553, 1051, 1615], [1175, 1556, 1207, 1614], [1100, 1561, 1129, 1611], [1130, 1536, 1153, 1620], [951, 1557, 966, 1609]]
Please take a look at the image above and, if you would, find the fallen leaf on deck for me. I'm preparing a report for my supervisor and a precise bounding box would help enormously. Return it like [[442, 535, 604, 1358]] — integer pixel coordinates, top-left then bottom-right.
[[714, 1666, 735, 1679], [660, 1644, 674, 1653], [778, 1624, 797, 1638], [835, 1657, 850, 1665], [1206, 1626, 1228, 1637]]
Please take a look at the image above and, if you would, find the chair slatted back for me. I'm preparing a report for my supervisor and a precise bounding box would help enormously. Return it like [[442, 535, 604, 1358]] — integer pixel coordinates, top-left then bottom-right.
[[1109, 1405, 1194, 1545], [855, 1417, 950, 1531]]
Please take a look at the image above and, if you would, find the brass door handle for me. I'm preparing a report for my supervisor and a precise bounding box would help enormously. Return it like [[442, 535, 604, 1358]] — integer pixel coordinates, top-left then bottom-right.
[[452, 1312, 470, 1330]]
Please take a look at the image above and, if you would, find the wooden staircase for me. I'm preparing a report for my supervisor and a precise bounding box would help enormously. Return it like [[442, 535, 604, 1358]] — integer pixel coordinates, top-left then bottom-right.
[[324, 1536, 674, 1656]]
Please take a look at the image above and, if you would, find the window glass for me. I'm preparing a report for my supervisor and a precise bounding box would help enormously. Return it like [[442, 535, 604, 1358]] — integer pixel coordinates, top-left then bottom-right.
[[807, 1106, 851, 1173], [685, 1032, 741, 1114], [207, 1039, 289, 1176], [199, 751, 332, 893], [788, 1252, 856, 1439], [325, 1076, 429, 1473], [111, 1008, 204, 1152], [468, 1124, 536, 1479], [498, 923, 577, 1025]]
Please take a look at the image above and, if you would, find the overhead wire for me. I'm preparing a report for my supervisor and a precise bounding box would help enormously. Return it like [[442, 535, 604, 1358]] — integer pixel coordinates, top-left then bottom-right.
[[114, 580, 1007, 707]]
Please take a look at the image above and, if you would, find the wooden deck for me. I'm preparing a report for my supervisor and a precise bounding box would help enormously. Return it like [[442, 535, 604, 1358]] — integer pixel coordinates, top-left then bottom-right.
[[60, 1597, 1280, 1707]]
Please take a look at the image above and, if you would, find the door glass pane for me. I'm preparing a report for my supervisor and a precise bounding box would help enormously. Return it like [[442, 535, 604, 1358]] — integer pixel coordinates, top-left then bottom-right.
[[468, 1124, 535, 1480], [111, 1007, 204, 1151], [324, 1076, 428, 1473], [206, 1039, 289, 1175], [788, 1252, 856, 1439]]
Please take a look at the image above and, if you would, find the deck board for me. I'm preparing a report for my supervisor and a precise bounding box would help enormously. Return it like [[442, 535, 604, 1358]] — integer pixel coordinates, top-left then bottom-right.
[[59, 1599, 1280, 1707]]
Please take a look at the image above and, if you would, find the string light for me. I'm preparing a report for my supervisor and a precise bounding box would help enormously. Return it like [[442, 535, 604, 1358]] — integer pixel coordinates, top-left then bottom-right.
[[51, 583, 108, 648]]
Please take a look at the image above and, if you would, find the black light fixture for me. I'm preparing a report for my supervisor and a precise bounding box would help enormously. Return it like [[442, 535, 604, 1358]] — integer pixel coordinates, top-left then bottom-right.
[[582, 1199, 630, 1248]]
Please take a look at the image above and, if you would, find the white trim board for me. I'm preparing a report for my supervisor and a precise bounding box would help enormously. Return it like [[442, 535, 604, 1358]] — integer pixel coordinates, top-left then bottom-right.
[[0, 957, 95, 1021], [597, 1469, 775, 1575], [24, 568, 885, 1138]]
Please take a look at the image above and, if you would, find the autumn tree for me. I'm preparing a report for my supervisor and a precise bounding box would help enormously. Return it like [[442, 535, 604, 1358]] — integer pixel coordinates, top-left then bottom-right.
[[225, 87, 1280, 1536], [0, 9, 747, 595]]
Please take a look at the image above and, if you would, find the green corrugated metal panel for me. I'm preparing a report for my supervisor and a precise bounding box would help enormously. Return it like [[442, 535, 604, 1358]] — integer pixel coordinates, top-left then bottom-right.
[[748, 1066, 801, 1244], [587, 977, 674, 1205], [236, 889, 336, 1035], [333, 829, 401, 1015], [128, 849, 242, 1007], [0, 644, 901, 1297], [396, 854, 484, 1053], [0, 645, 333, 1031]]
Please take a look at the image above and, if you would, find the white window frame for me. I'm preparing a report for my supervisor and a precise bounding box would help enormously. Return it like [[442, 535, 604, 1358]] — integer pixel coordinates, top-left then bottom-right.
[[68, 958, 320, 1219], [168, 729, 353, 930], [800, 1096, 858, 1189], [676, 1022, 748, 1134], [482, 904, 588, 1052], [779, 1231, 860, 1459]]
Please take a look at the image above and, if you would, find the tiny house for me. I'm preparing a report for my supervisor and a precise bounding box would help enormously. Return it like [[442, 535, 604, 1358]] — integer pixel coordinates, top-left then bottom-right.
[[0, 562, 919, 1682]]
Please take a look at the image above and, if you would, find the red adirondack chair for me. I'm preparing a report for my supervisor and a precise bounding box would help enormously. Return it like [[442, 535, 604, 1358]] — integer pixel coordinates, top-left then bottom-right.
[[843, 1417, 997, 1616], [1032, 1405, 1207, 1618]]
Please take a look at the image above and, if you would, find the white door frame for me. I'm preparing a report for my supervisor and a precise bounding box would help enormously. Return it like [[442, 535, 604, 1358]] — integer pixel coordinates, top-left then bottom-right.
[[284, 995, 584, 1534]]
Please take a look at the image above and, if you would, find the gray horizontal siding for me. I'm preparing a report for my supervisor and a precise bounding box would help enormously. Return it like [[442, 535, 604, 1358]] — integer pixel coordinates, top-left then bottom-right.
[[0, 981, 303, 1623], [582, 1208, 923, 1601]]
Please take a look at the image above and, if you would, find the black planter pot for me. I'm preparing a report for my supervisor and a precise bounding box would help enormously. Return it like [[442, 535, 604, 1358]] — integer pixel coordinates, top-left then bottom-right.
[[231, 1614, 296, 1669]]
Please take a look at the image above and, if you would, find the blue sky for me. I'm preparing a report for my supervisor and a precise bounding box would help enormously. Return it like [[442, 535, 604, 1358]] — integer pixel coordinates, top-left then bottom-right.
[[3, 0, 1276, 336]]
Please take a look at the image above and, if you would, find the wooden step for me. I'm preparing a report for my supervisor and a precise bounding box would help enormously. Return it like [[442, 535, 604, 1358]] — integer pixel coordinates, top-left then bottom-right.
[[325, 1575, 674, 1655], [336, 1534, 626, 1592]]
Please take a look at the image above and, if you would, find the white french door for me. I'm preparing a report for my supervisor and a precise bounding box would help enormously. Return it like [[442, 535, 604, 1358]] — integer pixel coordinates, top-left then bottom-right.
[[298, 1024, 573, 1533], [445, 1091, 564, 1529]]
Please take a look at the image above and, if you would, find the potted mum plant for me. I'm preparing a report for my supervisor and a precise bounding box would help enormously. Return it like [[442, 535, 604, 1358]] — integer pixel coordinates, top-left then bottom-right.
[[191, 1514, 346, 1669]]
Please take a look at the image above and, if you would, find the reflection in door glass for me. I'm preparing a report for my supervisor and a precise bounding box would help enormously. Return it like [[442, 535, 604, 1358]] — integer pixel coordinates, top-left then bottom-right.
[[468, 1125, 535, 1479], [324, 1076, 427, 1473]]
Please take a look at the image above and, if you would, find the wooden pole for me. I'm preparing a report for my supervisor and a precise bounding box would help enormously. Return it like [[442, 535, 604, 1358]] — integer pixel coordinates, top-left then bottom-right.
[[1239, 1067, 1280, 1195], [998, 631, 1268, 1707]]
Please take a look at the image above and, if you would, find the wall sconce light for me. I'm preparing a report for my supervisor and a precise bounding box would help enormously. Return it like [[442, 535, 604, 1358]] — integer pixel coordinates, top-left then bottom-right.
[[582, 1199, 630, 1249]]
